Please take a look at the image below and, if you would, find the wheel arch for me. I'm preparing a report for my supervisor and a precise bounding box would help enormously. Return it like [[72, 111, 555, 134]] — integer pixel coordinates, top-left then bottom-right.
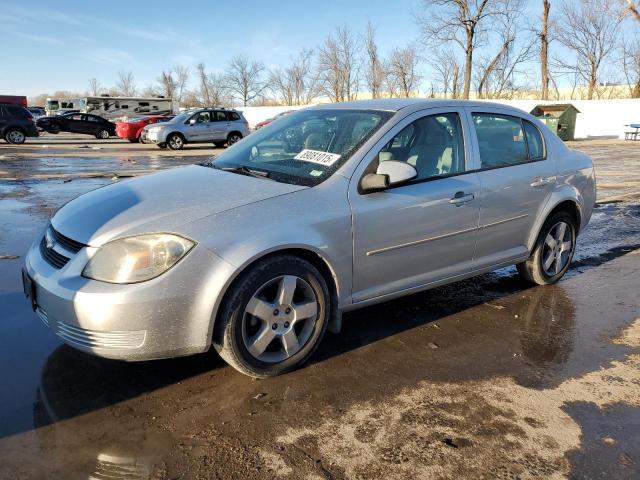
[[211, 246, 342, 345], [527, 194, 582, 252]]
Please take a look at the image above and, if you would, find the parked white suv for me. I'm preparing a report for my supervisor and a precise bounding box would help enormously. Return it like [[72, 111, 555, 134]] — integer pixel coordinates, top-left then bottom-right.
[[144, 108, 250, 149]]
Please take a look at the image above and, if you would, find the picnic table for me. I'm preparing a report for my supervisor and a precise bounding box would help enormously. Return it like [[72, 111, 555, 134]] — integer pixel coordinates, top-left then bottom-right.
[[625, 124, 640, 140]]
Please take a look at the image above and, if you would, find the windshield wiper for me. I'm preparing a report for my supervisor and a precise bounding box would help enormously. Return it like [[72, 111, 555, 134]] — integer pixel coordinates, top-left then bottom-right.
[[212, 164, 273, 180]]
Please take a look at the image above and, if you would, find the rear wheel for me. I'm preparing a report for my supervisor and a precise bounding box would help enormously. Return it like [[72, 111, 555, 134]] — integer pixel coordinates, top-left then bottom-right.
[[167, 133, 184, 150], [517, 211, 577, 285], [96, 129, 110, 139], [5, 128, 26, 144], [214, 255, 330, 377], [226, 132, 242, 146]]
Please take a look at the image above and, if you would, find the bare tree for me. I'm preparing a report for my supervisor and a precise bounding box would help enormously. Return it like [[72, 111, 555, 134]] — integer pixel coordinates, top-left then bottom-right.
[[225, 55, 268, 106], [88, 78, 102, 96], [173, 65, 189, 103], [555, 0, 622, 100], [364, 22, 385, 98], [627, 0, 640, 20], [270, 49, 318, 105], [386, 46, 421, 97], [475, 0, 533, 99], [429, 50, 459, 98], [416, 0, 501, 99], [540, 0, 551, 99], [622, 35, 640, 97], [195, 63, 230, 107], [158, 70, 177, 99], [317, 26, 361, 102], [114, 70, 137, 96]]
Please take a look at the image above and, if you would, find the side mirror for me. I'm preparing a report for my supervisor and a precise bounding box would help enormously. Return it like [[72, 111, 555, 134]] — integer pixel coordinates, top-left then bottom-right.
[[376, 161, 417, 186], [188, 118, 196, 125]]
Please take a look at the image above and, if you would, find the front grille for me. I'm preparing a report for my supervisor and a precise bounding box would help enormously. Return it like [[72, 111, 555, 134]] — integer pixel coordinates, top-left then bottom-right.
[[39, 226, 85, 269], [50, 227, 84, 253], [40, 237, 70, 268]]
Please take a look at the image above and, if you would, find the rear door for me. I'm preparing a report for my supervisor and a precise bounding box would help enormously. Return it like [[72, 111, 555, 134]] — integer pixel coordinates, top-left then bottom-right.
[[210, 111, 229, 141], [63, 114, 85, 134], [469, 109, 556, 269]]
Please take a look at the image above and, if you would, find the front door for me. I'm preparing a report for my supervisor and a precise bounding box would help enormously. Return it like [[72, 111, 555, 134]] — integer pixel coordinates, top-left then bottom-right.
[[186, 111, 213, 141], [350, 109, 480, 302], [469, 110, 557, 269]]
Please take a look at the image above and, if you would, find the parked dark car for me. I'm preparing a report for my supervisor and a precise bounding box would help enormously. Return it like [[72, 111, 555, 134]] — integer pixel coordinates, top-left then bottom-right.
[[0, 102, 39, 144], [37, 113, 116, 139]]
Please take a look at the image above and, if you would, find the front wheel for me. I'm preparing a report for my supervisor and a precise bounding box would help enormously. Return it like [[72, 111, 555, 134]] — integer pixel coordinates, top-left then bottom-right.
[[214, 255, 330, 377], [96, 129, 110, 139], [5, 128, 26, 144], [226, 132, 242, 146], [517, 211, 577, 285], [167, 133, 184, 150]]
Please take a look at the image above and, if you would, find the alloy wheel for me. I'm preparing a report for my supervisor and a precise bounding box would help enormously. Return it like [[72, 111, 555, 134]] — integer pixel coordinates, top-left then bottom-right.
[[541, 221, 574, 276], [242, 275, 319, 363], [7, 130, 25, 144], [228, 134, 241, 146], [169, 135, 183, 149]]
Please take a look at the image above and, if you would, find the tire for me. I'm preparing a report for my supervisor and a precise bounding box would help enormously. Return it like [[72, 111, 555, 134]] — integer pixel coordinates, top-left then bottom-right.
[[517, 211, 577, 285], [226, 132, 242, 147], [213, 141, 226, 148], [167, 133, 184, 150], [96, 129, 110, 139], [214, 255, 330, 378], [157, 143, 167, 149], [5, 128, 26, 144]]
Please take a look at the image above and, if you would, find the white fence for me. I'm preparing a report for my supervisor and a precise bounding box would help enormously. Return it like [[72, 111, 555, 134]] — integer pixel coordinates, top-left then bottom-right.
[[239, 99, 640, 139]]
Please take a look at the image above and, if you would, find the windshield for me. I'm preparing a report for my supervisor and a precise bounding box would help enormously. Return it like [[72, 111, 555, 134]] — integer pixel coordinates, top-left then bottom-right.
[[168, 111, 192, 124], [210, 109, 392, 186]]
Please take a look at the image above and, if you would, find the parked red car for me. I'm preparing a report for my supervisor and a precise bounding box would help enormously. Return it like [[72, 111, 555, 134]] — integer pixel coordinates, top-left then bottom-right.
[[115, 115, 173, 143], [254, 110, 294, 130]]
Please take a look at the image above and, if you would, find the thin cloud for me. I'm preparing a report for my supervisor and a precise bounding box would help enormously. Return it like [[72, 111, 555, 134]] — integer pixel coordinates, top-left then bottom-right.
[[86, 48, 134, 66], [11, 31, 64, 45]]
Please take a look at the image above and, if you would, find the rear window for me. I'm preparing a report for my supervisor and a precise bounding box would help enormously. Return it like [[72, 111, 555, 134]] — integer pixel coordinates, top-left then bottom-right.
[[228, 111, 241, 121], [5, 105, 30, 118]]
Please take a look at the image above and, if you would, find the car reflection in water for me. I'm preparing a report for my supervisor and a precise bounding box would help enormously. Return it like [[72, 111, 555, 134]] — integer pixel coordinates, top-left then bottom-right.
[[31, 283, 576, 479]]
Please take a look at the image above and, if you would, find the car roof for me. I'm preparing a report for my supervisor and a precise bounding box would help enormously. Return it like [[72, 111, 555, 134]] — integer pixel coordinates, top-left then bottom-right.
[[309, 98, 524, 113]]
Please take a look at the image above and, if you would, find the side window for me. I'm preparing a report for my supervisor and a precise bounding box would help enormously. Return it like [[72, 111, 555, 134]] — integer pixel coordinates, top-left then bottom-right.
[[195, 111, 211, 123], [229, 111, 241, 121], [472, 113, 528, 168], [523, 120, 545, 160], [214, 111, 228, 122], [70, 114, 83, 121], [378, 112, 466, 181]]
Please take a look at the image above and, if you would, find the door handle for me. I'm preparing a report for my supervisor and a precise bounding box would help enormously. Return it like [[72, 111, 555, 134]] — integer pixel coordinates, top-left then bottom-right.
[[449, 191, 475, 206], [530, 176, 556, 188]]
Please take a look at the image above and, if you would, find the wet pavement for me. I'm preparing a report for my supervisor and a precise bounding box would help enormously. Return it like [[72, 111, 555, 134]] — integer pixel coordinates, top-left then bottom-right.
[[0, 139, 639, 479]]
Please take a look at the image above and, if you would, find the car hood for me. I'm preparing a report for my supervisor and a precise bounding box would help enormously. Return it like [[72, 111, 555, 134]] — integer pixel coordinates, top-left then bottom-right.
[[51, 165, 307, 247]]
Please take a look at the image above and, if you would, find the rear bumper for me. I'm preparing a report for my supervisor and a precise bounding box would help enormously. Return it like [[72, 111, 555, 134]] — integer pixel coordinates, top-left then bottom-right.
[[24, 235, 237, 361]]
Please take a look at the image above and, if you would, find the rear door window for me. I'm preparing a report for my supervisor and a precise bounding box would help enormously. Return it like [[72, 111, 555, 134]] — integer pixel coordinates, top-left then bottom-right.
[[228, 111, 241, 121], [214, 111, 228, 122], [472, 113, 529, 169]]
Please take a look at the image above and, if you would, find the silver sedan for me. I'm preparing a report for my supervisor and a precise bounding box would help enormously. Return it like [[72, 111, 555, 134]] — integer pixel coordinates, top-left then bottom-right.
[[23, 99, 596, 377]]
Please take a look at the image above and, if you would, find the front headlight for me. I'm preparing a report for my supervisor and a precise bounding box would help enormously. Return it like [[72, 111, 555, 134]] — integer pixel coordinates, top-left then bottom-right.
[[82, 233, 195, 284]]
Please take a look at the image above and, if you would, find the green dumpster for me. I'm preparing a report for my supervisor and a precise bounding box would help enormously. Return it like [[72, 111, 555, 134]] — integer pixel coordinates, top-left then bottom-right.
[[530, 104, 580, 141]]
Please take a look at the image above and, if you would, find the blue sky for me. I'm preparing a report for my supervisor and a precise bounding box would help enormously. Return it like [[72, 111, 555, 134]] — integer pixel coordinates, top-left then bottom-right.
[[0, 0, 420, 96], [0, 0, 631, 97]]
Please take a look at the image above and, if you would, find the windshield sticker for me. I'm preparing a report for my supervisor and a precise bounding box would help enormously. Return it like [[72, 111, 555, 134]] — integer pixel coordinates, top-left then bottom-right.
[[294, 149, 341, 166], [309, 170, 323, 177]]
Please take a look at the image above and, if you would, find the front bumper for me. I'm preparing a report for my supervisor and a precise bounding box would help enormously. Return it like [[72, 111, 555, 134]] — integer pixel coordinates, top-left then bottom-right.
[[145, 130, 167, 144], [24, 233, 236, 361]]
